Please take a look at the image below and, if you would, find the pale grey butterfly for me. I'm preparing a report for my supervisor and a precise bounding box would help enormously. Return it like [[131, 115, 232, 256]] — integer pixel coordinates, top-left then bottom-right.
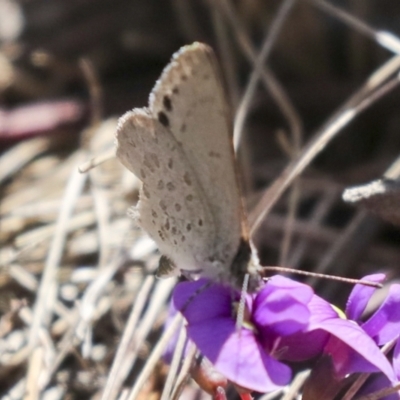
[[116, 42, 260, 290]]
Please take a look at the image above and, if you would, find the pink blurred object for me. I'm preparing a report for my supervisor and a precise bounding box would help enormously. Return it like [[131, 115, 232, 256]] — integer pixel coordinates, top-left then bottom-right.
[[0, 99, 86, 140]]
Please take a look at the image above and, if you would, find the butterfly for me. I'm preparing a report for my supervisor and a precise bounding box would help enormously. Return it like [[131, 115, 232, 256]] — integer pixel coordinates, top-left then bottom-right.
[[116, 42, 260, 290]]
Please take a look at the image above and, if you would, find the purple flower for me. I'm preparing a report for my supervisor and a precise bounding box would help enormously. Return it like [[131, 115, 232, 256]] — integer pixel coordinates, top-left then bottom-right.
[[346, 274, 400, 381], [307, 293, 395, 382], [346, 274, 400, 348], [173, 275, 397, 393], [173, 276, 318, 392], [314, 273, 400, 399]]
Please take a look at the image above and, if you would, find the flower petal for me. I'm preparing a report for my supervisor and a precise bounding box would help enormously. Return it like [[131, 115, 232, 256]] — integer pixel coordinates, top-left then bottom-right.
[[319, 319, 396, 382], [253, 276, 313, 336], [187, 319, 292, 392], [346, 274, 386, 321], [309, 295, 396, 383], [277, 329, 329, 361], [392, 338, 400, 380], [173, 279, 238, 324], [361, 284, 400, 345]]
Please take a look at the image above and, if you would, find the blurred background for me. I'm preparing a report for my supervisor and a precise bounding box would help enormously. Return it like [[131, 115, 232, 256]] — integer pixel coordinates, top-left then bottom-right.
[[1, 0, 400, 398]]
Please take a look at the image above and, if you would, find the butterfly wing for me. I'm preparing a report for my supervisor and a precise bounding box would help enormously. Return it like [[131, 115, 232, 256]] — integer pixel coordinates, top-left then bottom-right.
[[116, 109, 216, 273], [149, 43, 247, 273]]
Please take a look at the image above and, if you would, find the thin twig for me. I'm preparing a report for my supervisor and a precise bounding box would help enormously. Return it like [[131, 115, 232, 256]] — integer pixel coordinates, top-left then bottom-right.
[[249, 61, 400, 235], [126, 312, 183, 400], [170, 343, 198, 400], [233, 0, 298, 150], [0, 138, 48, 184], [79, 58, 103, 133], [78, 148, 115, 173], [28, 154, 87, 350], [306, 210, 368, 287], [160, 323, 186, 400], [308, 0, 400, 55], [213, 0, 303, 156], [211, 7, 240, 111], [281, 370, 310, 400], [100, 276, 155, 400]]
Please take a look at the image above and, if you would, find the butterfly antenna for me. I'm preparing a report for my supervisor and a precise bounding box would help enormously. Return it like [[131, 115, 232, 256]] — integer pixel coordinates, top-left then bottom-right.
[[260, 266, 382, 288], [236, 273, 250, 331]]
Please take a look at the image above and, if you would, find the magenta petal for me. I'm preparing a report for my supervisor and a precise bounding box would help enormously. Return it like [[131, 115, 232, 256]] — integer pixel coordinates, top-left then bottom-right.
[[187, 317, 236, 363], [361, 284, 400, 345], [253, 276, 313, 336], [173, 279, 237, 323], [346, 274, 386, 321], [277, 329, 329, 361], [308, 294, 396, 383], [253, 292, 310, 335], [188, 319, 291, 392], [392, 338, 400, 380], [308, 294, 340, 322], [320, 319, 396, 383], [256, 276, 314, 306]]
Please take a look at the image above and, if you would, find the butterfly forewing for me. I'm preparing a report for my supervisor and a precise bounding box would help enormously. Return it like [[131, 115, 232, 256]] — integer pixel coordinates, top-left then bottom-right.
[[116, 109, 216, 272], [149, 43, 247, 271]]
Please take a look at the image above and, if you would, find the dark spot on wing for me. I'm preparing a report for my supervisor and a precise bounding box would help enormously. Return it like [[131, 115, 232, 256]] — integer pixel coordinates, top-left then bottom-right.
[[173, 87, 179, 94], [143, 187, 150, 198], [183, 173, 192, 186], [157, 180, 164, 190], [158, 111, 169, 127], [163, 96, 172, 111], [143, 154, 155, 173], [209, 151, 221, 159], [167, 182, 176, 191], [150, 153, 160, 168]]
